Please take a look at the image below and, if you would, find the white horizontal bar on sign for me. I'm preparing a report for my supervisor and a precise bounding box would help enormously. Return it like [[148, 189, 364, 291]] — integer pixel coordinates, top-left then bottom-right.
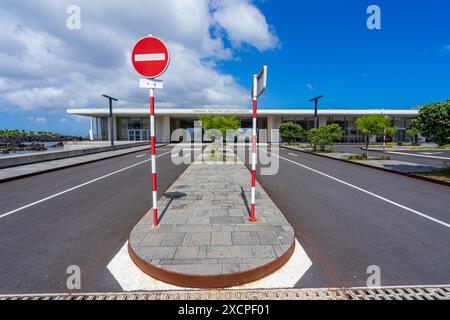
[[134, 53, 166, 62]]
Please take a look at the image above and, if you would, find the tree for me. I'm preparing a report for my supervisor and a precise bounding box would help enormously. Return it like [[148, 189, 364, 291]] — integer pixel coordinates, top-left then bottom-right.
[[414, 99, 450, 146], [356, 114, 391, 158], [384, 126, 398, 147], [406, 126, 420, 146], [307, 124, 344, 152], [279, 122, 304, 144], [199, 115, 241, 141]]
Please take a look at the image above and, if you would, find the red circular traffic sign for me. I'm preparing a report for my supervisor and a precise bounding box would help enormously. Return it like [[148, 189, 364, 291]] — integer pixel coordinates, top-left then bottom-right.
[[131, 36, 170, 79]]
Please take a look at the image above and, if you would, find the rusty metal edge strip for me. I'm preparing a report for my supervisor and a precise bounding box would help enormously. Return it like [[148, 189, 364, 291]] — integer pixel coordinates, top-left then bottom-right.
[[127, 239, 296, 289]]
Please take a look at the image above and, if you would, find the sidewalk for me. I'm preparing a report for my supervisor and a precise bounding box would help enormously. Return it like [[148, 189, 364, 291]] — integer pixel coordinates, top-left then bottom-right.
[[0, 144, 165, 182], [281, 145, 439, 173], [128, 144, 295, 288]]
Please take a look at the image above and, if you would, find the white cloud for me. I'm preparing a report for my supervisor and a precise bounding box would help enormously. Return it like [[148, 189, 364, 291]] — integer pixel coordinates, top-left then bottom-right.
[[0, 0, 278, 114], [305, 83, 314, 91], [212, 0, 279, 51], [27, 116, 47, 124], [60, 117, 67, 123], [444, 45, 450, 51]]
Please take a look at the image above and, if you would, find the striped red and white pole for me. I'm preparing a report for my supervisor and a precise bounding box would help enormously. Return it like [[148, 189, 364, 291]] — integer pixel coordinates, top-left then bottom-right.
[[150, 88, 158, 228], [250, 75, 258, 222]]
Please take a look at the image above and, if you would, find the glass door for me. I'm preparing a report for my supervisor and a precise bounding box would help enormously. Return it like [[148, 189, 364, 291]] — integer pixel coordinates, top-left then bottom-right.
[[128, 129, 149, 141], [135, 130, 141, 141], [128, 130, 135, 141]]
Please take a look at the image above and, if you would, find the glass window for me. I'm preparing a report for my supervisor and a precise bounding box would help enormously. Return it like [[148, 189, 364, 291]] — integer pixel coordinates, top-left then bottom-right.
[[128, 118, 142, 130], [117, 117, 128, 141]]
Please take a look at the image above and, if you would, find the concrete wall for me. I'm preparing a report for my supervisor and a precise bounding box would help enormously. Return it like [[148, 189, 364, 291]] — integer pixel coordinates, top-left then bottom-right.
[[0, 142, 149, 169]]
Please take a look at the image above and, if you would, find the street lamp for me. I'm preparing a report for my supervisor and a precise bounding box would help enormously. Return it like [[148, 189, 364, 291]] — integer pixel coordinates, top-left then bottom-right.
[[309, 95, 324, 129], [102, 94, 118, 150]]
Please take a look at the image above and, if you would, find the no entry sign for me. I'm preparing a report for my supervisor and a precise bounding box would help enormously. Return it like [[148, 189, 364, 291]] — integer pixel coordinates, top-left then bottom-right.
[[132, 36, 170, 78], [131, 35, 170, 228]]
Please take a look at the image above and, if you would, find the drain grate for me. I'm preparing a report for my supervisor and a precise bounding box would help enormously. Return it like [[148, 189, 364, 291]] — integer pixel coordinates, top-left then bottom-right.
[[0, 286, 449, 301]]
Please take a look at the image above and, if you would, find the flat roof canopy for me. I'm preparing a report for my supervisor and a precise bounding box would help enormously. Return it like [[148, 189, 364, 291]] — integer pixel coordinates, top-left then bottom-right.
[[67, 108, 419, 118]]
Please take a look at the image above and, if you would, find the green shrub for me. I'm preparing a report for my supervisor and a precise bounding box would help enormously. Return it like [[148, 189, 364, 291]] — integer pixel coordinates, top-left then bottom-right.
[[307, 124, 344, 152], [280, 122, 305, 144]]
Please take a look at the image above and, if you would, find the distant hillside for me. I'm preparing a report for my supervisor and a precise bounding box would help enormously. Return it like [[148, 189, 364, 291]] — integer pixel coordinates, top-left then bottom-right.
[[0, 130, 83, 144]]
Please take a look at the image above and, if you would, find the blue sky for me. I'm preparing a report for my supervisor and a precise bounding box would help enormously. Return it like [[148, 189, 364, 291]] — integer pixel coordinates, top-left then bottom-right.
[[0, 0, 449, 136]]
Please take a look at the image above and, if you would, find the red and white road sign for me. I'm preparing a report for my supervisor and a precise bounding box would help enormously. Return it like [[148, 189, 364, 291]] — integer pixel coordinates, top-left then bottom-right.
[[132, 36, 170, 79], [132, 35, 170, 228]]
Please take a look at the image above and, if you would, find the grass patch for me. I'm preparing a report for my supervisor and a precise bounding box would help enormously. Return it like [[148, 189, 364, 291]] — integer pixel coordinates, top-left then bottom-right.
[[416, 162, 450, 182], [347, 154, 391, 161], [405, 145, 450, 150], [312, 149, 339, 154], [282, 143, 310, 148], [208, 149, 229, 162]]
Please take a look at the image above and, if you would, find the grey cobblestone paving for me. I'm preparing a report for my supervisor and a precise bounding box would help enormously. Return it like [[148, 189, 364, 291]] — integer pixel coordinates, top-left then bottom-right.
[[129, 145, 295, 277]]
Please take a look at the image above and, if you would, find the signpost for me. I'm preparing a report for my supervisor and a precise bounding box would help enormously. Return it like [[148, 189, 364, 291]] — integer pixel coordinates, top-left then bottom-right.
[[132, 35, 170, 228], [249, 66, 267, 222]]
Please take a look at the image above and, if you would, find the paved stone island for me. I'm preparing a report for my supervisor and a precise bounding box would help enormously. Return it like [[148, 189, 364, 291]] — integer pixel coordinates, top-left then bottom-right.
[[128, 145, 295, 288]]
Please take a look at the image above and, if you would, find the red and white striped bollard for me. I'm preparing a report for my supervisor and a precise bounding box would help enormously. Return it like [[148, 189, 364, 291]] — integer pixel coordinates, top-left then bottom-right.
[[250, 74, 258, 222], [150, 88, 158, 227]]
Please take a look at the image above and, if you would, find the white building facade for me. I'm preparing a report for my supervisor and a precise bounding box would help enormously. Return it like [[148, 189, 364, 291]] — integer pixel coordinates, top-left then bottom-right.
[[67, 108, 419, 144]]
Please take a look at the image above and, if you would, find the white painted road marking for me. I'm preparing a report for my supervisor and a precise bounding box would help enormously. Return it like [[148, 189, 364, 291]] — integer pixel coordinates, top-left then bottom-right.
[[107, 239, 311, 291], [136, 154, 146, 158], [0, 150, 173, 220], [386, 151, 450, 160], [419, 152, 443, 156], [288, 153, 299, 157], [134, 53, 165, 62], [261, 149, 450, 229]]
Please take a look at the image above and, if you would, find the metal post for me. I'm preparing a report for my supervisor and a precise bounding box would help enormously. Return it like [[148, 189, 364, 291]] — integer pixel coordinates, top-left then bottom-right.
[[108, 99, 114, 149], [250, 74, 258, 222], [314, 99, 318, 129], [102, 95, 118, 150], [310, 95, 324, 129], [150, 88, 158, 228]]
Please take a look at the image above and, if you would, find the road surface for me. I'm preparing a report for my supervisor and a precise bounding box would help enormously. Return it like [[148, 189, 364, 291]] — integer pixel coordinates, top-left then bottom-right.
[[0, 143, 449, 293], [0, 145, 190, 294], [238, 145, 450, 288]]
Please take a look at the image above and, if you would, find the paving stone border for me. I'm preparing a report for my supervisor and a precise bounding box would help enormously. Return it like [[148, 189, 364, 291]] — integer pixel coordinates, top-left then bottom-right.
[[128, 145, 296, 288]]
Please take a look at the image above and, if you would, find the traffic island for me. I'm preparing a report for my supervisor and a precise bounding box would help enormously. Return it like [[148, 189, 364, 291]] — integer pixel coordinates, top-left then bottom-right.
[[128, 145, 296, 289]]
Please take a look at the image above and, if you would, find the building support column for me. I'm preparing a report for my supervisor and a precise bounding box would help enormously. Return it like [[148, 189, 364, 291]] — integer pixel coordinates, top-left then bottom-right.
[[89, 117, 94, 141], [267, 115, 281, 143], [318, 116, 327, 128], [155, 116, 171, 143]]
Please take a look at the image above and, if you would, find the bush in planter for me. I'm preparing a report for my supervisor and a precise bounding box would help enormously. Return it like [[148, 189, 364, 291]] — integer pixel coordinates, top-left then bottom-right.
[[307, 124, 344, 152], [280, 122, 305, 144]]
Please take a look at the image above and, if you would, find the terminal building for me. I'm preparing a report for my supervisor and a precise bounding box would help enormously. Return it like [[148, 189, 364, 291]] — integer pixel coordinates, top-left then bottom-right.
[[66, 108, 419, 144]]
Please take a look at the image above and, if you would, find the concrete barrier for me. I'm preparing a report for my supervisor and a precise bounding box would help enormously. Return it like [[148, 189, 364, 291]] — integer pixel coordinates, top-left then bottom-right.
[[0, 142, 149, 169]]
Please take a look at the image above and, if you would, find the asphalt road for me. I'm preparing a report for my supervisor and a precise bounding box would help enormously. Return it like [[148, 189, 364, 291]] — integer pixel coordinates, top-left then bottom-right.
[[238, 145, 450, 288], [0, 145, 190, 294], [0, 143, 449, 294], [333, 144, 449, 168]]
